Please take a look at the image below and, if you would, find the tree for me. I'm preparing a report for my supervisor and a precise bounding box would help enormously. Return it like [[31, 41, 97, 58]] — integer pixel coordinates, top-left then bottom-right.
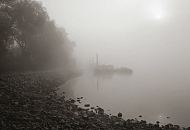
[[0, 0, 75, 71]]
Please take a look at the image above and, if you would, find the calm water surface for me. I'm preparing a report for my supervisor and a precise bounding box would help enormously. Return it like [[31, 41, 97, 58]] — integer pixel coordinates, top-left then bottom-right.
[[60, 65, 190, 127]]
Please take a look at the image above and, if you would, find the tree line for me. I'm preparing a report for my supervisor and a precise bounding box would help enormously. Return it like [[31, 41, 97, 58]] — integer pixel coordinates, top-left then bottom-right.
[[0, 0, 75, 72]]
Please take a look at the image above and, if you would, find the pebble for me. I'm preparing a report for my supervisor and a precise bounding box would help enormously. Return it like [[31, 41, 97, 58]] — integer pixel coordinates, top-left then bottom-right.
[[84, 104, 90, 107], [118, 112, 122, 118], [0, 72, 187, 130]]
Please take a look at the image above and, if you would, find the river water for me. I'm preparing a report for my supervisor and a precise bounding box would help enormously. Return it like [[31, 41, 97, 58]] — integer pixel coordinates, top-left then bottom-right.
[[60, 63, 190, 127], [59, 28, 190, 127]]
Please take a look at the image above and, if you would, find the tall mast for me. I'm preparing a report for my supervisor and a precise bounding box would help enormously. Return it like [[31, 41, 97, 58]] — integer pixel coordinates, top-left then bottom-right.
[[96, 54, 98, 65]]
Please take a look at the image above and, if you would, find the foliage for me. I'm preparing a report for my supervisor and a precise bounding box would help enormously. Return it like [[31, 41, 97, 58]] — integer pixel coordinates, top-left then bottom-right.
[[0, 0, 74, 72]]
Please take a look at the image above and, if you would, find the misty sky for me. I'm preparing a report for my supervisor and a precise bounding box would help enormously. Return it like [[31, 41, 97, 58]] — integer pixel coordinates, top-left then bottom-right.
[[39, 0, 190, 69]]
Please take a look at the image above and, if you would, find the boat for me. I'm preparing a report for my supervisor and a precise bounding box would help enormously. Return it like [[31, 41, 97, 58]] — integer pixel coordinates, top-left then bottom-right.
[[93, 54, 133, 75]]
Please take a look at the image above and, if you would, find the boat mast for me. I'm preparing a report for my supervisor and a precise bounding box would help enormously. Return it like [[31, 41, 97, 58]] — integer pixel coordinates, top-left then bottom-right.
[[96, 54, 99, 65]]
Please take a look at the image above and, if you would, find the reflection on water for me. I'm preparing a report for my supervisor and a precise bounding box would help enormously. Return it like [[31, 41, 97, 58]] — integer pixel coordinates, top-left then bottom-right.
[[60, 69, 190, 127]]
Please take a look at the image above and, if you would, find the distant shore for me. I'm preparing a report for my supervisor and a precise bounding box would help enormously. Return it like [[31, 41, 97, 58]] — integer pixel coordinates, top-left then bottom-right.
[[0, 72, 189, 130]]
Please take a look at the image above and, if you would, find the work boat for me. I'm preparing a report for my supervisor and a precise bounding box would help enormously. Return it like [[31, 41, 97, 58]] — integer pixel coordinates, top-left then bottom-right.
[[93, 55, 133, 75], [94, 64, 133, 75], [94, 64, 114, 74]]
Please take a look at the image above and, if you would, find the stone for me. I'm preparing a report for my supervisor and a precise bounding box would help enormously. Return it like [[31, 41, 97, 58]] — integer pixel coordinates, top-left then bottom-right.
[[118, 112, 122, 118], [84, 104, 90, 107]]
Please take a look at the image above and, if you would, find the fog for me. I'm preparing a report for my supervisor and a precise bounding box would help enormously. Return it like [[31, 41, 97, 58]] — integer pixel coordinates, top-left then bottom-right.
[[40, 0, 190, 68], [40, 0, 190, 127]]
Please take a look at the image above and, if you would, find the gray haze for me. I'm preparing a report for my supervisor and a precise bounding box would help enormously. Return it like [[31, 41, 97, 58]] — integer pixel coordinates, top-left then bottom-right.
[[39, 0, 190, 68], [40, 0, 190, 127]]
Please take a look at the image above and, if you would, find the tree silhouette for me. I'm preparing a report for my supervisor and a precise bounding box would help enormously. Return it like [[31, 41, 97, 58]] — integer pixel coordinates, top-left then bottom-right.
[[0, 0, 74, 72]]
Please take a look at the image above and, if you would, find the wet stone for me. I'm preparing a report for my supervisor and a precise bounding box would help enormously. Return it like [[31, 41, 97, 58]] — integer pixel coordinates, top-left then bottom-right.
[[70, 99, 75, 103], [84, 104, 90, 107], [0, 73, 188, 130], [97, 107, 104, 115], [118, 112, 122, 118]]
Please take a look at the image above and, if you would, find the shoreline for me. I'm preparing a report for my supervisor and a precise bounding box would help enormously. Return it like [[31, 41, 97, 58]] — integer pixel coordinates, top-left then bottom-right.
[[0, 72, 189, 130]]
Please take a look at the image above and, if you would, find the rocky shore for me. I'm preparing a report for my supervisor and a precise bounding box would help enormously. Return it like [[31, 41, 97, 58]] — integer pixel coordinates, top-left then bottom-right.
[[0, 72, 189, 130]]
